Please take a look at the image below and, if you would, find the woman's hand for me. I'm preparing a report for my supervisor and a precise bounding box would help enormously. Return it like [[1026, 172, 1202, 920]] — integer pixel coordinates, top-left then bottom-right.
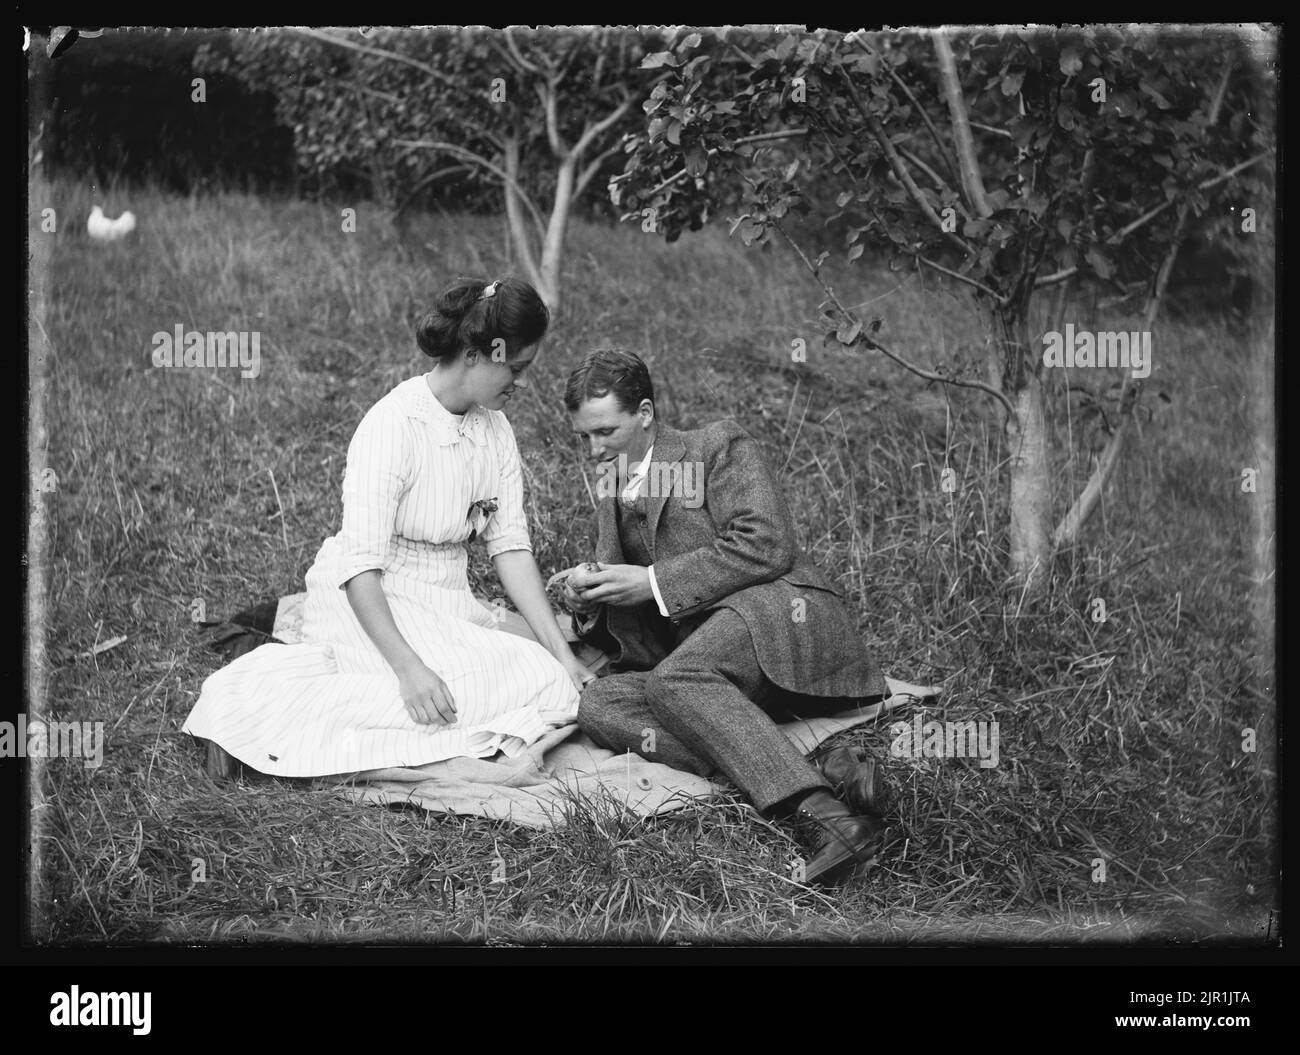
[[562, 579, 601, 614], [396, 662, 458, 726], [558, 652, 596, 692], [551, 562, 602, 615]]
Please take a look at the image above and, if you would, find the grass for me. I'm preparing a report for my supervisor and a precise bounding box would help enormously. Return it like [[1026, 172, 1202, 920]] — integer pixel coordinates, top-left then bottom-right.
[[29, 177, 1276, 944]]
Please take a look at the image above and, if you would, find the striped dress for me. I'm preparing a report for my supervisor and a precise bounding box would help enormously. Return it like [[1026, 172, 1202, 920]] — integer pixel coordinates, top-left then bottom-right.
[[182, 375, 580, 777]]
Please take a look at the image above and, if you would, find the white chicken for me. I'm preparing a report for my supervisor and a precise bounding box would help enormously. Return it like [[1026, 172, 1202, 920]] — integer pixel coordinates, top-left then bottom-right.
[[87, 205, 136, 241]]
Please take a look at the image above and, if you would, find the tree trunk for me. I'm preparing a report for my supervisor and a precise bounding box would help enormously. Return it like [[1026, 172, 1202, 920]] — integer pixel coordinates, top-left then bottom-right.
[[502, 136, 545, 297], [538, 155, 576, 316], [502, 138, 572, 316], [997, 308, 1053, 590], [1007, 376, 1053, 590]]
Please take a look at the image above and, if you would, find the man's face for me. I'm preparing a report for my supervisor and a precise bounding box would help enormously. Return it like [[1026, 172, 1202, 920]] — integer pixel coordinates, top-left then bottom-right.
[[569, 393, 655, 467]]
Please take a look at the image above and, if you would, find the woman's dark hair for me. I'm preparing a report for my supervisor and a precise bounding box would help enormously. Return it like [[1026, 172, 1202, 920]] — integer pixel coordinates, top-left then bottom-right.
[[415, 276, 549, 361], [564, 349, 655, 414]]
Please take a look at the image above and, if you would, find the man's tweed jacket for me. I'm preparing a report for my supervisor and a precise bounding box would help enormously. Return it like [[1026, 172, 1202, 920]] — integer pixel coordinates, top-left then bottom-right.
[[576, 420, 888, 699]]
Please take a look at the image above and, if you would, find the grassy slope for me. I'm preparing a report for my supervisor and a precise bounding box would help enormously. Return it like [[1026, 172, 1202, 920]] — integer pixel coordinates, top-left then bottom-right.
[[32, 181, 1274, 943]]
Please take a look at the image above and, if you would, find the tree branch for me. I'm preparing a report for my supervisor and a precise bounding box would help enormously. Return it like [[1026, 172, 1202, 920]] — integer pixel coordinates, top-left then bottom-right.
[[772, 221, 1015, 418], [1053, 61, 1237, 549], [502, 28, 544, 75], [1034, 266, 1078, 289], [502, 135, 543, 288], [736, 128, 811, 146], [394, 163, 470, 218], [853, 33, 961, 186], [591, 36, 609, 92], [392, 138, 547, 239], [291, 27, 491, 114], [932, 29, 993, 218], [572, 95, 634, 158], [539, 78, 567, 157], [1034, 150, 1271, 289], [969, 121, 1013, 139], [635, 128, 810, 199], [842, 65, 974, 257], [854, 194, 1006, 303], [573, 143, 623, 202], [898, 144, 971, 220], [350, 82, 403, 106], [915, 254, 1006, 302], [1107, 151, 1270, 246]]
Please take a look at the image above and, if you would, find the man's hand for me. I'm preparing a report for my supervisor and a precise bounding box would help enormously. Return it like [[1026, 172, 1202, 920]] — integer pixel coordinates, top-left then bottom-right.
[[578, 563, 655, 608]]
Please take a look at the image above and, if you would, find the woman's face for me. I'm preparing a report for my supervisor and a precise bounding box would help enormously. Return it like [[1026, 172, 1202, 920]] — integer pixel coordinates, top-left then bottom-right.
[[467, 343, 535, 410]]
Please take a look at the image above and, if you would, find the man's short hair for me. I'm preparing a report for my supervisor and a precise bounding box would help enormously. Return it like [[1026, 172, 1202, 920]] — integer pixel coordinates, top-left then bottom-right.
[[564, 349, 654, 414]]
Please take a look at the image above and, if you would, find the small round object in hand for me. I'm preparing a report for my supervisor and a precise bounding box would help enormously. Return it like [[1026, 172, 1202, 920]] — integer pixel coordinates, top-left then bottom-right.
[[567, 562, 602, 590]]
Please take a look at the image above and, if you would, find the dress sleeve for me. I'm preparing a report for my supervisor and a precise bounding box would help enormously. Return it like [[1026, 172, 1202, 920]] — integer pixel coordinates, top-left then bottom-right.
[[334, 401, 412, 588], [481, 413, 532, 558]]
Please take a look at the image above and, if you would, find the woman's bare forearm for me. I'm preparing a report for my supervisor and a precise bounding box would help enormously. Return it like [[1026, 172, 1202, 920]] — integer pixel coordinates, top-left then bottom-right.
[[344, 570, 423, 676], [493, 549, 571, 657]]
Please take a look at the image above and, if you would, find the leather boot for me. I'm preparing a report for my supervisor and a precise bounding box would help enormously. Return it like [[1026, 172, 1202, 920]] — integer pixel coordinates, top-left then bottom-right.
[[794, 789, 886, 884], [814, 744, 888, 816]]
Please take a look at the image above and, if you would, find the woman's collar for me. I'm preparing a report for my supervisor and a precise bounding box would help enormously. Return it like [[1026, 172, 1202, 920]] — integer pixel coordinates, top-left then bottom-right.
[[402, 375, 490, 446]]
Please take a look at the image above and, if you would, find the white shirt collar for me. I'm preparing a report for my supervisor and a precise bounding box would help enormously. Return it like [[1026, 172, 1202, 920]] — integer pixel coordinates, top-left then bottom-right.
[[401, 375, 489, 447], [630, 445, 654, 479], [622, 445, 655, 500]]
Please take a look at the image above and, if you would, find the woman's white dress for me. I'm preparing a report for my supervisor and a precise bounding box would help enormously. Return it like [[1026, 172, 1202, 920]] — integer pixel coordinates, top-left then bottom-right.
[[182, 375, 580, 777]]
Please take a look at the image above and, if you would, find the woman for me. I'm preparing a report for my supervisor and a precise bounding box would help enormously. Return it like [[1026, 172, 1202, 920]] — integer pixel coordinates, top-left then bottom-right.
[[183, 276, 590, 777]]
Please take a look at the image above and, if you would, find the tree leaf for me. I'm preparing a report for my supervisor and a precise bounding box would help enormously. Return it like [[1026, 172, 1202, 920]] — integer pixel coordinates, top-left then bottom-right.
[[1058, 46, 1083, 77], [1001, 69, 1025, 96], [1086, 246, 1113, 279], [854, 52, 882, 77], [1139, 78, 1173, 109], [836, 320, 863, 345], [641, 52, 679, 69], [682, 55, 710, 81]]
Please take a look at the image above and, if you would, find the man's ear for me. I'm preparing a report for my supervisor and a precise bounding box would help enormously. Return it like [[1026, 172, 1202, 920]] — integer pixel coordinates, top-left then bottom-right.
[[465, 348, 480, 364], [639, 398, 655, 425]]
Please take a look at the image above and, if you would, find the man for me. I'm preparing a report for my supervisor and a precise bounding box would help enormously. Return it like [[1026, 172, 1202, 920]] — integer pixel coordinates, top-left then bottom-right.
[[561, 349, 892, 885]]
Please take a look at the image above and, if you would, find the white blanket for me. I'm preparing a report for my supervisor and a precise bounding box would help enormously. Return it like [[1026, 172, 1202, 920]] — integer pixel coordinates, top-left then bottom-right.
[[334, 684, 934, 828], [272, 592, 940, 828]]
